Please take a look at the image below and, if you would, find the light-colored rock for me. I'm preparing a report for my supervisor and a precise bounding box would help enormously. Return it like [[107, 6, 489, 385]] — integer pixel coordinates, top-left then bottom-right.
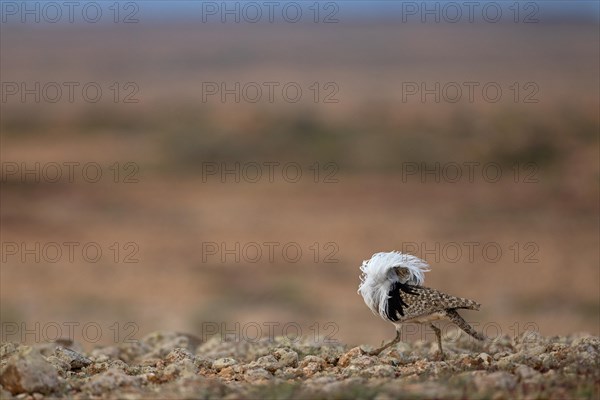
[[299, 355, 327, 377], [218, 366, 236, 380], [349, 354, 378, 368], [274, 366, 302, 379], [364, 364, 396, 378], [90, 346, 119, 362], [0, 348, 61, 395], [244, 367, 272, 382], [1, 386, 13, 399], [165, 348, 194, 364], [513, 331, 543, 351], [81, 367, 142, 395], [251, 355, 279, 372], [477, 352, 492, 366], [0, 343, 19, 360], [163, 359, 197, 380], [54, 346, 91, 370], [212, 358, 237, 371], [337, 347, 362, 367], [273, 348, 298, 368]]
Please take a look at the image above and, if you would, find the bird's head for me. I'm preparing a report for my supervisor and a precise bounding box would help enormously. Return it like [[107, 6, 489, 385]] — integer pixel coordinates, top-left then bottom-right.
[[357, 251, 430, 317]]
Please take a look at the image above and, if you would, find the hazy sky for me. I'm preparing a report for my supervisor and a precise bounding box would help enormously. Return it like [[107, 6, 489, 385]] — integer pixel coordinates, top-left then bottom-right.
[[2, 1, 598, 24]]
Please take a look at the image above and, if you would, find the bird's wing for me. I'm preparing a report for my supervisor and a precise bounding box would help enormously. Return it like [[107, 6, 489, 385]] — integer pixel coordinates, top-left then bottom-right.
[[392, 285, 480, 322]]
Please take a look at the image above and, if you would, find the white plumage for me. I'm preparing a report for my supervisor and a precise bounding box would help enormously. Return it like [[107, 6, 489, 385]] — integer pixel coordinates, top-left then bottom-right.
[[357, 251, 430, 319]]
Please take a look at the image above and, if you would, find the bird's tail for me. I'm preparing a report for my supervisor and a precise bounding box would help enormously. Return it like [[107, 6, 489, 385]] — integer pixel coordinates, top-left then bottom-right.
[[446, 309, 485, 341]]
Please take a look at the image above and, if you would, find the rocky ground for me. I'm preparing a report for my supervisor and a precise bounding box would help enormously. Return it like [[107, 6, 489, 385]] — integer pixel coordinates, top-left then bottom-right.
[[1, 331, 598, 399]]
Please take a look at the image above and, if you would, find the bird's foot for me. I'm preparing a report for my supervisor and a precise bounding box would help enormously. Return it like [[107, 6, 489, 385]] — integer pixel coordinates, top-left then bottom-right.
[[368, 349, 383, 357], [432, 351, 446, 361], [360, 347, 383, 356]]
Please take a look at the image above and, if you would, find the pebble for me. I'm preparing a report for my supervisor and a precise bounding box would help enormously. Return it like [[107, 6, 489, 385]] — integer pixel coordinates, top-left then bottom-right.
[[1, 348, 61, 395], [244, 367, 272, 382], [337, 347, 363, 367], [272, 348, 298, 368], [212, 357, 237, 371], [299, 355, 327, 376], [81, 367, 142, 395], [54, 347, 92, 370]]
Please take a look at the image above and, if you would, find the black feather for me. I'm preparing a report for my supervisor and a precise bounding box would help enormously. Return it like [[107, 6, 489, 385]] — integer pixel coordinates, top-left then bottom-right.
[[385, 282, 417, 321]]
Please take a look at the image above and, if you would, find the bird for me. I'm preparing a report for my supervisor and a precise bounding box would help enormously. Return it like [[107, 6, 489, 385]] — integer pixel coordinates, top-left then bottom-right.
[[357, 251, 484, 358]]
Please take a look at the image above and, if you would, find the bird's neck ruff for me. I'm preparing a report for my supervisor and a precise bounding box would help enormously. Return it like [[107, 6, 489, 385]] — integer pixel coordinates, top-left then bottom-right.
[[357, 251, 430, 318]]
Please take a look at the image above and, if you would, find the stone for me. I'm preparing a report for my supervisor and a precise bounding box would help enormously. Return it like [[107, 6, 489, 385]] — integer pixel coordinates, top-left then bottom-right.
[[163, 359, 197, 381], [0, 348, 61, 395], [212, 358, 237, 371], [82, 367, 142, 395], [477, 352, 492, 366], [0, 343, 18, 360], [273, 348, 298, 368], [54, 346, 92, 370], [299, 355, 327, 376], [337, 347, 363, 367], [244, 367, 272, 382], [364, 364, 396, 378], [164, 348, 194, 364], [251, 355, 279, 373]]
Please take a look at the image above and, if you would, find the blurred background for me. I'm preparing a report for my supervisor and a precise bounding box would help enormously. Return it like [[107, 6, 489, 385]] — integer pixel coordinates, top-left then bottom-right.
[[1, 1, 598, 349]]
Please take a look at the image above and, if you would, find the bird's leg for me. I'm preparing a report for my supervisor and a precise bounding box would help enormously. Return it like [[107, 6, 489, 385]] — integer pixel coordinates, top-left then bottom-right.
[[368, 327, 402, 356], [430, 324, 445, 360]]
